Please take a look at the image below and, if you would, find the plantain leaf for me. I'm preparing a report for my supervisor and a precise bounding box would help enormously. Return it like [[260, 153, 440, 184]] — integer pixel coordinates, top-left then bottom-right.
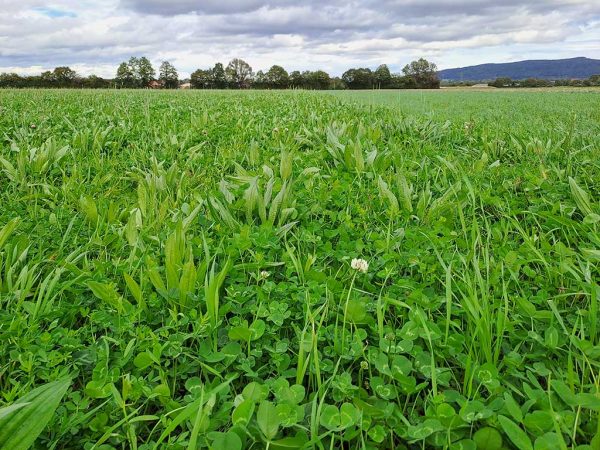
[[87, 280, 124, 313], [0, 378, 70, 450], [124, 273, 145, 310], [569, 177, 593, 217], [0, 217, 20, 250]]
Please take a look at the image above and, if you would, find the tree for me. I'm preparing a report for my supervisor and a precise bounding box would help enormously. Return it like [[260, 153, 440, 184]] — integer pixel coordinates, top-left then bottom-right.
[[330, 76, 345, 90], [489, 77, 513, 88], [387, 73, 414, 89], [342, 68, 374, 89], [51, 67, 77, 87], [308, 70, 331, 90], [115, 62, 135, 88], [127, 57, 140, 86], [190, 69, 213, 89], [265, 65, 289, 89], [115, 57, 155, 88], [159, 61, 179, 89], [253, 70, 267, 89], [83, 75, 110, 89], [136, 57, 156, 87], [190, 64, 228, 89], [374, 64, 392, 89], [287, 70, 330, 90], [520, 78, 550, 88], [402, 58, 440, 89], [226, 58, 253, 89], [289, 71, 304, 88], [211, 63, 227, 88], [40, 70, 55, 88], [0, 73, 25, 88]]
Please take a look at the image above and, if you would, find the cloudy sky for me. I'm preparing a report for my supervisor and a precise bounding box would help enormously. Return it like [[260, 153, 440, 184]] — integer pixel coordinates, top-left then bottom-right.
[[1, 0, 599, 78]]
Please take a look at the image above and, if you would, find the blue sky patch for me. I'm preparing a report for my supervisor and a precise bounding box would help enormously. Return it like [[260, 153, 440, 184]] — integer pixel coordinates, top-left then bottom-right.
[[34, 7, 77, 18]]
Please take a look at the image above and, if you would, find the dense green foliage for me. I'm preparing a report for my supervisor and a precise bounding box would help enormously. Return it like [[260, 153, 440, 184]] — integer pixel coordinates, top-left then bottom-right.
[[0, 89, 599, 449], [1, 57, 440, 90], [489, 75, 600, 88]]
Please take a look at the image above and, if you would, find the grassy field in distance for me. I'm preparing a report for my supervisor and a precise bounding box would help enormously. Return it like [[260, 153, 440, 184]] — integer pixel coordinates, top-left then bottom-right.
[[0, 88, 599, 449], [330, 88, 600, 128]]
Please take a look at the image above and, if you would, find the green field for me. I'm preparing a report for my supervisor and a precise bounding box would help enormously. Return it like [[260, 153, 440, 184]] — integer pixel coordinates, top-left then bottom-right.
[[1, 89, 599, 449], [331, 88, 600, 129]]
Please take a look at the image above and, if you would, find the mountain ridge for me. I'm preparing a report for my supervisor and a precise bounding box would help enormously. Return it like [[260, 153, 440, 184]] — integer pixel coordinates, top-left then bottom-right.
[[438, 57, 600, 81]]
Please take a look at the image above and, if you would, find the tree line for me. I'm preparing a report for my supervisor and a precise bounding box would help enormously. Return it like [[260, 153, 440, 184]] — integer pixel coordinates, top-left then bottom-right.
[[190, 58, 440, 89], [488, 75, 600, 88], [0, 66, 112, 89], [0, 57, 441, 90]]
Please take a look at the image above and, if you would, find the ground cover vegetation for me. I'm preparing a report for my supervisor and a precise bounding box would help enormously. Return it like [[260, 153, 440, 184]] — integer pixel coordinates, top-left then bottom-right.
[[0, 89, 599, 449]]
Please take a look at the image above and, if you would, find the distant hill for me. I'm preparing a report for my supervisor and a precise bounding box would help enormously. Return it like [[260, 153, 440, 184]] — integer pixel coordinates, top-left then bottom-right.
[[438, 57, 600, 81]]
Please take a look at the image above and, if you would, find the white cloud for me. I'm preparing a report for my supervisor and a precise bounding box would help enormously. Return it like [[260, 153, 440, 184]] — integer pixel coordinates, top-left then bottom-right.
[[0, 0, 598, 77]]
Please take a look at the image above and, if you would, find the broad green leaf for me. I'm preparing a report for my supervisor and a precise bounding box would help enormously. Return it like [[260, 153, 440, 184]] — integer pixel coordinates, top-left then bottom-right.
[[544, 326, 559, 349], [569, 177, 593, 217], [574, 393, 600, 410], [339, 403, 359, 429], [503, 393, 523, 423], [523, 411, 553, 434], [498, 415, 533, 450], [473, 427, 503, 450], [0, 156, 17, 182], [460, 401, 492, 423], [242, 382, 268, 402], [211, 431, 242, 450], [87, 280, 124, 312], [0, 217, 20, 250], [0, 378, 70, 450], [228, 322, 252, 341], [133, 352, 155, 369], [146, 256, 167, 294], [368, 424, 386, 443], [257, 401, 279, 440], [408, 419, 443, 440], [232, 399, 255, 426], [280, 149, 293, 180], [0, 403, 28, 421], [249, 319, 266, 340], [551, 380, 577, 407], [534, 432, 561, 450], [377, 176, 399, 215], [454, 439, 477, 450], [581, 248, 600, 262], [79, 195, 98, 224], [584, 213, 600, 224], [275, 403, 301, 427], [124, 273, 145, 310], [270, 431, 309, 449], [319, 403, 358, 431], [319, 404, 340, 430]]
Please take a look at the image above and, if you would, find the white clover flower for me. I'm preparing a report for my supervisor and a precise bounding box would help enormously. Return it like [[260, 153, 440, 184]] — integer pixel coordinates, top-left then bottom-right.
[[351, 258, 369, 273], [260, 270, 270, 279]]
